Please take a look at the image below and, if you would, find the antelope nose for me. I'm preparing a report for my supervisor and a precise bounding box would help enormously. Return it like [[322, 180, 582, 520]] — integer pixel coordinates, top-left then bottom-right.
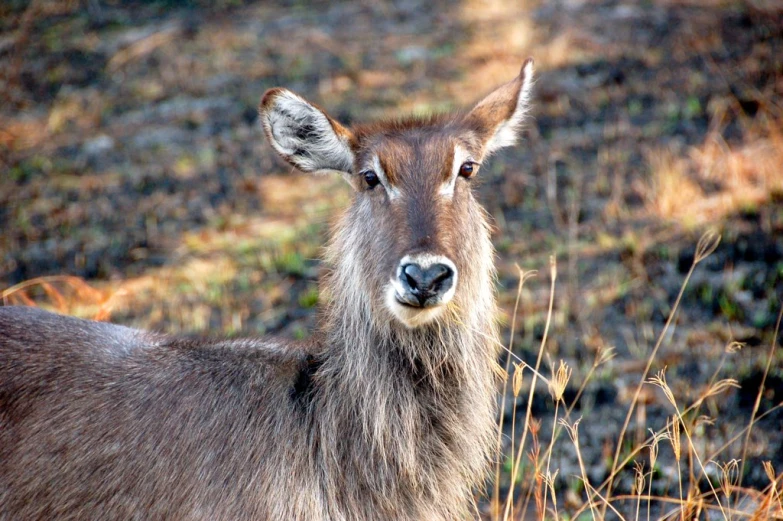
[[399, 262, 455, 307]]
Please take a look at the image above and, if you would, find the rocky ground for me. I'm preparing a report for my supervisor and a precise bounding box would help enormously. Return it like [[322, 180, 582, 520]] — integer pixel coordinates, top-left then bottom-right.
[[2, 0, 782, 518]]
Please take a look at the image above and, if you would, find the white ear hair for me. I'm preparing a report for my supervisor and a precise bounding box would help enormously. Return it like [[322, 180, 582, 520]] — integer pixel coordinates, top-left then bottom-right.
[[260, 89, 354, 174], [483, 59, 535, 156]]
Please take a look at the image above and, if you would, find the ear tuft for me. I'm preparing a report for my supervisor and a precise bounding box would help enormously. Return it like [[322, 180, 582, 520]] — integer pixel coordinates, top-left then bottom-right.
[[259, 89, 354, 175], [259, 88, 285, 112], [519, 57, 534, 82]]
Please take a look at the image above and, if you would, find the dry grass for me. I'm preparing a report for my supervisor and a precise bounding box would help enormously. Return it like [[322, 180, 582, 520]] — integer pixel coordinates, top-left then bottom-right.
[[2, 1, 781, 519], [490, 230, 783, 521], [647, 116, 783, 226], [1, 172, 347, 336], [2, 275, 109, 317], [7, 229, 781, 520]]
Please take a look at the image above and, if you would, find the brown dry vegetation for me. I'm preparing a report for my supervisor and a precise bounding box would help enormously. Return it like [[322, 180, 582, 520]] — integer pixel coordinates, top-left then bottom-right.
[[1, 0, 782, 519]]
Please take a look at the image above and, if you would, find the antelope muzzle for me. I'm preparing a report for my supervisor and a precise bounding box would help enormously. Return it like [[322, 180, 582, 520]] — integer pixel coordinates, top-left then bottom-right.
[[387, 253, 458, 327]]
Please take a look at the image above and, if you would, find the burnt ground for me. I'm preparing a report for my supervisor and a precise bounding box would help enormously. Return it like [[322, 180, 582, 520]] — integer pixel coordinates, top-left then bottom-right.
[[1, 0, 782, 519]]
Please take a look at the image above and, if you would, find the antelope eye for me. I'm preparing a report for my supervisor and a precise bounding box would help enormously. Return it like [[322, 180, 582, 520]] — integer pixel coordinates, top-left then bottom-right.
[[362, 170, 380, 189], [459, 162, 476, 178]]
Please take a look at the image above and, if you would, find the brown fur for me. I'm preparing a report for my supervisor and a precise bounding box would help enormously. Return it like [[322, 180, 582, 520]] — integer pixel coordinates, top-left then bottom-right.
[[0, 61, 534, 521]]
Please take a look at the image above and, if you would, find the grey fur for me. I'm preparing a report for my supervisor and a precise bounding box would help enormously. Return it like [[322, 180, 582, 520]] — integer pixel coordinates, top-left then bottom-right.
[[1, 65, 534, 521]]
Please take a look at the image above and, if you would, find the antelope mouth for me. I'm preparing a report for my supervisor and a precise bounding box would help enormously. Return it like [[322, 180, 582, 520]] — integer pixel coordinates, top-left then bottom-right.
[[394, 297, 419, 309], [386, 288, 448, 328], [393, 292, 439, 309]]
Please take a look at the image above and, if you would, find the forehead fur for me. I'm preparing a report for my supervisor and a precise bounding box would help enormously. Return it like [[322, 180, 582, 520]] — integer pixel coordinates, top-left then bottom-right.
[[351, 114, 482, 170], [349, 115, 481, 187], [351, 113, 480, 142]]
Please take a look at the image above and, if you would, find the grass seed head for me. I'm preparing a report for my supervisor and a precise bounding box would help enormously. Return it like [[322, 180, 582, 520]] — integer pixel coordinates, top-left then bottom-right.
[[763, 461, 776, 484], [595, 345, 616, 367], [712, 459, 740, 499], [694, 229, 721, 264], [667, 416, 682, 461], [512, 362, 525, 397], [725, 341, 744, 353], [634, 461, 646, 494], [544, 469, 559, 500], [647, 367, 677, 408], [549, 360, 572, 402], [558, 417, 581, 443], [648, 429, 667, 469], [705, 378, 740, 399]]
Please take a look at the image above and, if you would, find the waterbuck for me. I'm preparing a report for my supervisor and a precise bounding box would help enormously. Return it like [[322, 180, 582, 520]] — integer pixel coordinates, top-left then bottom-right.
[[0, 59, 535, 521]]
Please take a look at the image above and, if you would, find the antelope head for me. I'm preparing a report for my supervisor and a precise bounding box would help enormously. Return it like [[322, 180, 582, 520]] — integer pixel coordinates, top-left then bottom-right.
[[260, 60, 534, 329]]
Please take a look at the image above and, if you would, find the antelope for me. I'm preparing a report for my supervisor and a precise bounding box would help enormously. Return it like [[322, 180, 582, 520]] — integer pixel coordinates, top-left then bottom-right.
[[0, 59, 534, 521]]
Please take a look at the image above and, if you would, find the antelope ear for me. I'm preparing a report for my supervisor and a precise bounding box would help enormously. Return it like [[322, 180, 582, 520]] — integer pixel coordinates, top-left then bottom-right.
[[465, 58, 535, 158], [259, 88, 355, 175]]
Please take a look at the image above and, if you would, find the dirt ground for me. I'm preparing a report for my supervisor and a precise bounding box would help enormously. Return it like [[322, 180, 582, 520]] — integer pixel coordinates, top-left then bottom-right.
[[1, 0, 782, 519]]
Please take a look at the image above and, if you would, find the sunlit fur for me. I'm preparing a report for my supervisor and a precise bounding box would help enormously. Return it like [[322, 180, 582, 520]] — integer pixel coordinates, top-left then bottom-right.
[[440, 144, 474, 198], [0, 61, 534, 521], [261, 88, 355, 175], [315, 190, 499, 519]]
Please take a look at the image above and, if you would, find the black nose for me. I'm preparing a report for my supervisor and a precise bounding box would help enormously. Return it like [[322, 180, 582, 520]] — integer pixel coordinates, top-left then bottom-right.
[[398, 263, 455, 307]]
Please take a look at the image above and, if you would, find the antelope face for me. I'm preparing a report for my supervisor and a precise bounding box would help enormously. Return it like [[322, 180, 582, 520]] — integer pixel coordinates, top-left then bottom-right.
[[260, 60, 534, 328], [349, 132, 479, 328]]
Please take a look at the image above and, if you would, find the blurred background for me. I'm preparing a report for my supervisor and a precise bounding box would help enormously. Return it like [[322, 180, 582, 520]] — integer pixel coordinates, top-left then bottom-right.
[[1, 0, 782, 517]]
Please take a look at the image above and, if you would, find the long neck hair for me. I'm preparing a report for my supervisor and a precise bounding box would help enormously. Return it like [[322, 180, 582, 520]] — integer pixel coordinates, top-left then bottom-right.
[[309, 197, 501, 520]]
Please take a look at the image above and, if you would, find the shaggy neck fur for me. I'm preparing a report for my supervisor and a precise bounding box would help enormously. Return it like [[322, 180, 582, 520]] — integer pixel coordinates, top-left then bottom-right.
[[306, 206, 501, 521]]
